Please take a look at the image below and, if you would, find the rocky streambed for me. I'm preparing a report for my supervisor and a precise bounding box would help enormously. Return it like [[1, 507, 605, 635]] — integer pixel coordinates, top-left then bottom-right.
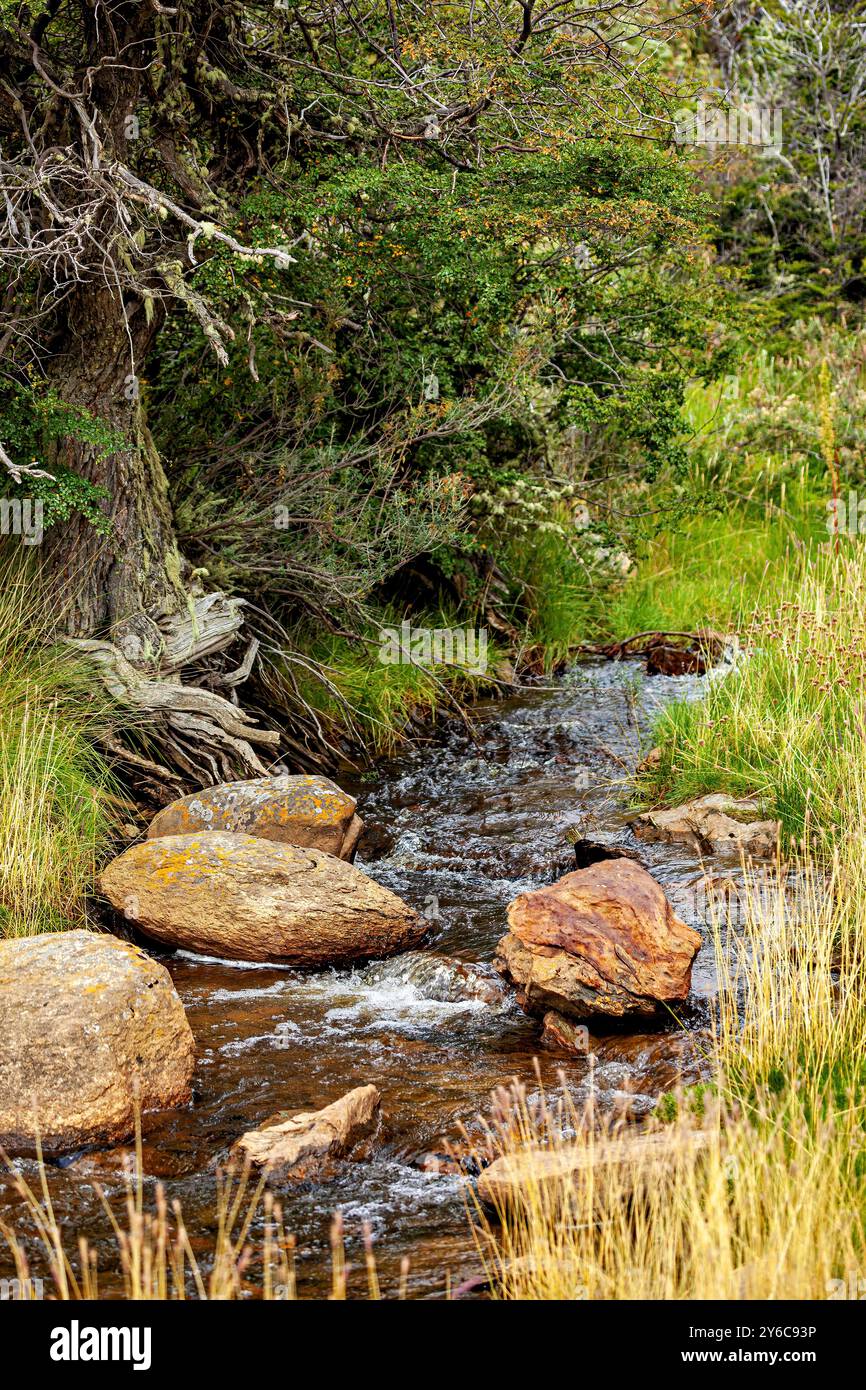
[[0, 659, 759, 1298]]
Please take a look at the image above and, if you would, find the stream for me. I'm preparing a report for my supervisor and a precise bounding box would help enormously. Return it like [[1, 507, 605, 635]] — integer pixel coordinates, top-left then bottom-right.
[[2, 659, 739, 1299]]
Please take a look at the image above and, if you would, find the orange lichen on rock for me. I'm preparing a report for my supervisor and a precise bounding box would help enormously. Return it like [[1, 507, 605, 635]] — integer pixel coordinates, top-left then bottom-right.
[[100, 831, 424, 966], [147, 773, 363, 860], [0, 930, 194, 1156]]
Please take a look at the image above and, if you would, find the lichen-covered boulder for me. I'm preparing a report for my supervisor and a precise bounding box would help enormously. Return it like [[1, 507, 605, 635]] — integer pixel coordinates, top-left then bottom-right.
[[495, 858, 701, 1021], [147, 773, 363, 861], [0, 930, 194, 1156], [100, 832, 425, 966], [231, 1085, 381, 1183]]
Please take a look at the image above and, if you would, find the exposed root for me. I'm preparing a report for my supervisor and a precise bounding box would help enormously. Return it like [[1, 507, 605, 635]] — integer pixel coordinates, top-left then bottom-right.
[[68, 637, 283, 792]]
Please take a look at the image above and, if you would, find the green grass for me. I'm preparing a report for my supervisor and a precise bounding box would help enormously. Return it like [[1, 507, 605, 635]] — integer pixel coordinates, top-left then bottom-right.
[[603, 506, 808, 638], [597, 324, 857, 642], [501, 523, 614, 665], [0, 553, 115, 936], [284, 610, 505, 756], [636, 542, 866, 853]]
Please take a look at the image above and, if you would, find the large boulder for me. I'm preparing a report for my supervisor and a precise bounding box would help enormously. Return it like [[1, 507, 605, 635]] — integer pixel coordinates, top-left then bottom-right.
[[630, 794, 779, 859], [495, 858, 701, 1021], [0, 930, 194, 1156], [147, 773, 363, 862], [230, 1085, 381, 1182], [100, 832, 425, 966]]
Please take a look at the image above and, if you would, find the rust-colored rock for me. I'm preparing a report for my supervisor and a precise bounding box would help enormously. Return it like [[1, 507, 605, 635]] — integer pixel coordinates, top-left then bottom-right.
[[100, 832, 425, 966], [147, 773, 363, 861], [0, 930, 194, 1156], [541, 1010, 591, 1055], [230, 1085, 381, 1182], [630, 794, 780, 859], [495, 859, 701, 1021]]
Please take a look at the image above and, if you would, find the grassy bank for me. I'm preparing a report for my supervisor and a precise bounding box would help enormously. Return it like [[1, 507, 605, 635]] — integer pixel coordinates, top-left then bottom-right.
[[477, 543, 866, 1300], [638, 545, 866, 853], [0, 559, 114, 937], [477, 814, 866, 1299], [286, 613, 506, 757], [469, 329, 866, 1297]]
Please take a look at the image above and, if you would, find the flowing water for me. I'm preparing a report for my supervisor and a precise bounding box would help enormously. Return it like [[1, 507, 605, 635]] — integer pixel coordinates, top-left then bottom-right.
[[1, 660, 743, 1299]]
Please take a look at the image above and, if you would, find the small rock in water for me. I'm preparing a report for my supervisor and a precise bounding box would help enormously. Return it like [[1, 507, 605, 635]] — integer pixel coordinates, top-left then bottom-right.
[[565, 824, 644, 872], [540, 1010, 592, 1055], [414, 1151, 478, 1177], [495, 859, 701, 1022], [231, 1085, 381, 1183], [147, 773, 363, 862], [630, 794, 780, 859], [592, 1029, 711, 1095], [361, 951, 509, 1007], [644, 628, 728, 677]]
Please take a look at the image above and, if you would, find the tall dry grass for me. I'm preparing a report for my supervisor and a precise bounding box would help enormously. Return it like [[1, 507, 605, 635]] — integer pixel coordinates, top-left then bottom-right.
[[0, 1131, 292, 1299], [474, 838, 866, 1301], [0, 1122, 392, 1300], [474, 1088, 861, 1301], [0, 556, 114, 935]]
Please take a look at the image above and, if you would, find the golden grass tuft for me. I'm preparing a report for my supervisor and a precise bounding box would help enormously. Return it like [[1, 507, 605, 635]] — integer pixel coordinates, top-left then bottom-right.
[[0, 555, 114, 935]]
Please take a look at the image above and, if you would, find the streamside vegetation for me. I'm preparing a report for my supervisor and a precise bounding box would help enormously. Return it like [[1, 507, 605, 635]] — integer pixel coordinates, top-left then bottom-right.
[[1, 0, 866, 1309]]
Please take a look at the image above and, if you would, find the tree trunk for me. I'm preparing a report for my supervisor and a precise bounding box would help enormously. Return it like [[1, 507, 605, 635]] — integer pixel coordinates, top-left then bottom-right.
[[43, 288, 187, 657]]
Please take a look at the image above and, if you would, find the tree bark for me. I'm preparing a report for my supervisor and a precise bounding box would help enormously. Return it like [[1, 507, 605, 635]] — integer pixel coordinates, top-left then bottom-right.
[[43, 288, 188, 656]]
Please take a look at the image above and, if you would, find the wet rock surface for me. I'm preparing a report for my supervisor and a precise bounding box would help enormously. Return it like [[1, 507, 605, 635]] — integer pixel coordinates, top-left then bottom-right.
[[231, 1085, 381, 1183], [496, 859, 701, 1020], [541, 1010, 591, 1054], [631, 794, 780, 859], [360, 951, 509, 1007]]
